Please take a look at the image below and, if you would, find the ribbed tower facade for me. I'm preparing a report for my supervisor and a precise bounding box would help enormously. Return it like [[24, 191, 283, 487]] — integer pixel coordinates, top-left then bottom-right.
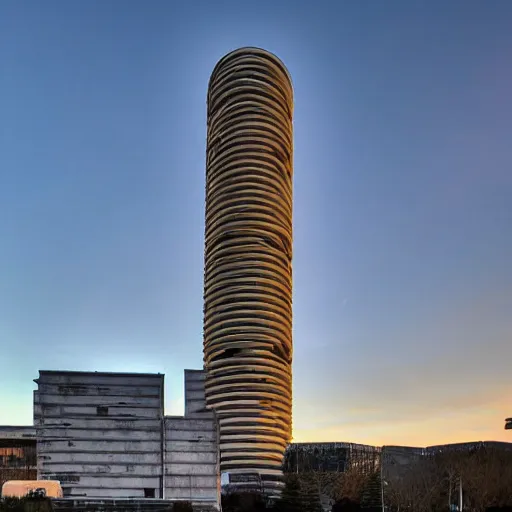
[[203, 47, 293, 489]]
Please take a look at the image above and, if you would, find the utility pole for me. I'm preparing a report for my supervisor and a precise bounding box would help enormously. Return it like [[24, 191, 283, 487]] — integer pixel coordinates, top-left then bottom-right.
[[459, 477, 463, 512], [448, 475, 452, 510], [380, 452, 385, 512]]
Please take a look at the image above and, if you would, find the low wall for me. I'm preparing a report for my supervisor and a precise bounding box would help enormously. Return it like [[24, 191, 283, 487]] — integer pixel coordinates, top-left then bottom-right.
[[48, 499, 216, 512]]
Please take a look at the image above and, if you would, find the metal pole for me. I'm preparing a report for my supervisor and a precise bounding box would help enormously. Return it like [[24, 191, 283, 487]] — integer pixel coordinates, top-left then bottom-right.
[[459, 477, 463, 512], [381, 453, 385, 512]]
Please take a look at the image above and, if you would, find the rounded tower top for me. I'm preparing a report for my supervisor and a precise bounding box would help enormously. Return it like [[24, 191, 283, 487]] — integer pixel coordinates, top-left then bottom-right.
[[208, 46, 293, 94]]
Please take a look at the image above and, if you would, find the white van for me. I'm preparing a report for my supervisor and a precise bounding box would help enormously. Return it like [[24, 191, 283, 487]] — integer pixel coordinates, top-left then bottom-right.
[[1, 480, 63, 499]]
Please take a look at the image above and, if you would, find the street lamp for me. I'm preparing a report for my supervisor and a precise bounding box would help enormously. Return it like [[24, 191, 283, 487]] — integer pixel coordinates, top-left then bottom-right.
[[505, 418, 512, 430]]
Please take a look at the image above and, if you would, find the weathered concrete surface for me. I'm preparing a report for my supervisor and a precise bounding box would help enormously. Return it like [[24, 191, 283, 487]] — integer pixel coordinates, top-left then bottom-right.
[[33, 369, 220, 510], [0, 426, 36, 440], [35, 371, 165, 499], [164, 371, 219, 506], [184, 371, 211, 419]]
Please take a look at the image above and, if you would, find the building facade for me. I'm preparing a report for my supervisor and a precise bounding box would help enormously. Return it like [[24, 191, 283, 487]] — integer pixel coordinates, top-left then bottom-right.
[[203, 47, 294, 491], [32, 370, 219, 507], [284, 442, 381, 475]]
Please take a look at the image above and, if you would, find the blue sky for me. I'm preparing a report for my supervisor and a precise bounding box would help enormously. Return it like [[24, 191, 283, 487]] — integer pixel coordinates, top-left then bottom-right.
[[1, 0, 511, 446]]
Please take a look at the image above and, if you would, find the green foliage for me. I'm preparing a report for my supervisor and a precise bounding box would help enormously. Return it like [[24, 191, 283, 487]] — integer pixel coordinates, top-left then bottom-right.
[[21, 499, 53, 512], [0, 498, 53, 512], [274, 474, 301, 512], [0, 498, 25, 512], [274, 473, 322, 512], [359, 471, 381, 509], [299, 477, 323, 512]]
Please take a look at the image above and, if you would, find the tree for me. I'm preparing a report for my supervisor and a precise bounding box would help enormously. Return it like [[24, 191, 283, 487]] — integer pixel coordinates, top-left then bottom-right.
[[383, 444, 512, 512], [425, 444, 512, 511], [385, 456, 445, 512], [331, 497, 360, 512], [222, 492, 267, 512], [275, 474, 302, 512], [339, 468, 368, 504], [299, 474, 323, 512]]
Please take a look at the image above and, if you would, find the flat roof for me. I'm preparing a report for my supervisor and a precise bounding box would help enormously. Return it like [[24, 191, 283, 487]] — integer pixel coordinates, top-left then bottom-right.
[[0, 426, 36, 440], [37, 370, 164, 378]]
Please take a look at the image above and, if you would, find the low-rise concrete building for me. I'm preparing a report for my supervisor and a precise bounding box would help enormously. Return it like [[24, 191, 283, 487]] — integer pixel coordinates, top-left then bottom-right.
[[34, 371, 166, 499], [0, 369, 220, 509]]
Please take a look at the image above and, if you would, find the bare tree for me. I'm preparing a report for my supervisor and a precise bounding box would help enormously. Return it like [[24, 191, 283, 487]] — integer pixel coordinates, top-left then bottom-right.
[[430, 444, 512, 511], [385, 456, 445, 512]]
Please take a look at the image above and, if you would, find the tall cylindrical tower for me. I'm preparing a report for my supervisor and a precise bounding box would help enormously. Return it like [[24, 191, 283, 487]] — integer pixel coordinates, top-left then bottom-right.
[[203, 47, 293, 488]]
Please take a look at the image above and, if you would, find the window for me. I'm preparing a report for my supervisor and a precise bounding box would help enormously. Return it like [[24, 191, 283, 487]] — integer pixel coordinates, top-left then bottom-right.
[[144, 488, 155, 498]]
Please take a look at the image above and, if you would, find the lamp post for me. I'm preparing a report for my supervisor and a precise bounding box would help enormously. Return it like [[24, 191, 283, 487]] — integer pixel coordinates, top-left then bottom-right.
[[380, 451, 387, 512], [459, 477, 463, 512], [381, 462, 385, 512]]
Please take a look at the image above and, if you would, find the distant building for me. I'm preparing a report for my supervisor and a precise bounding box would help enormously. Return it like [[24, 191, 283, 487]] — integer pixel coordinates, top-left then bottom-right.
[[284, 442, 381, 474], [0, 426, 37, 486], [284, 441, 512, 478]]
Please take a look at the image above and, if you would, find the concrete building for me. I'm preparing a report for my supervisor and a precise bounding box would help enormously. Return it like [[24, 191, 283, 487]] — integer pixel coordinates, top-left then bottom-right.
[[284, 442, 381, 475], [24, 369, 219, 508], [34, 371, 165, 498], [203, 47, 294, 491]]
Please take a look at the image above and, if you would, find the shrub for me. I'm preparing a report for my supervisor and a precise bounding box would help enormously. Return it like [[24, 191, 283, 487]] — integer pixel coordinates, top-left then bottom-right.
[[172, 501, 194, 512], [331, 498, 360, 512], [0, 498, 25, 512], [222, 492, 267, 512]]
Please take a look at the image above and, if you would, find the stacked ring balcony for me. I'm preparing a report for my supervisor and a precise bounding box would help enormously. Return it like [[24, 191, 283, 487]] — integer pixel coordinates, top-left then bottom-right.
[[204, 47, 293, 478]]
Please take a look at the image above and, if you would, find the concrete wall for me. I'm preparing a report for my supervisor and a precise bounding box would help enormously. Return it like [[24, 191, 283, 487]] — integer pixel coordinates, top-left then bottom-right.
[[34, 371, 165, 499], [184, 370, 211, 419], [381, 445, 425, 485], [0, 426, 36, 441], [164, 371, 219, 504]]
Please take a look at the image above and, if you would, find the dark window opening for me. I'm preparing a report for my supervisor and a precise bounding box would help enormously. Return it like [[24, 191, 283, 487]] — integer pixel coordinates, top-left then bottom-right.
[[144, 488, 155, 498], [96, 406, 108, 416], [218, 347, 242, 359]]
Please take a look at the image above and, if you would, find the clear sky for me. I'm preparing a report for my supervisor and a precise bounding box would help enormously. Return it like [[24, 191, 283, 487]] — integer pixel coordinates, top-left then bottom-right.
[[1, 0, 511, 447]]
